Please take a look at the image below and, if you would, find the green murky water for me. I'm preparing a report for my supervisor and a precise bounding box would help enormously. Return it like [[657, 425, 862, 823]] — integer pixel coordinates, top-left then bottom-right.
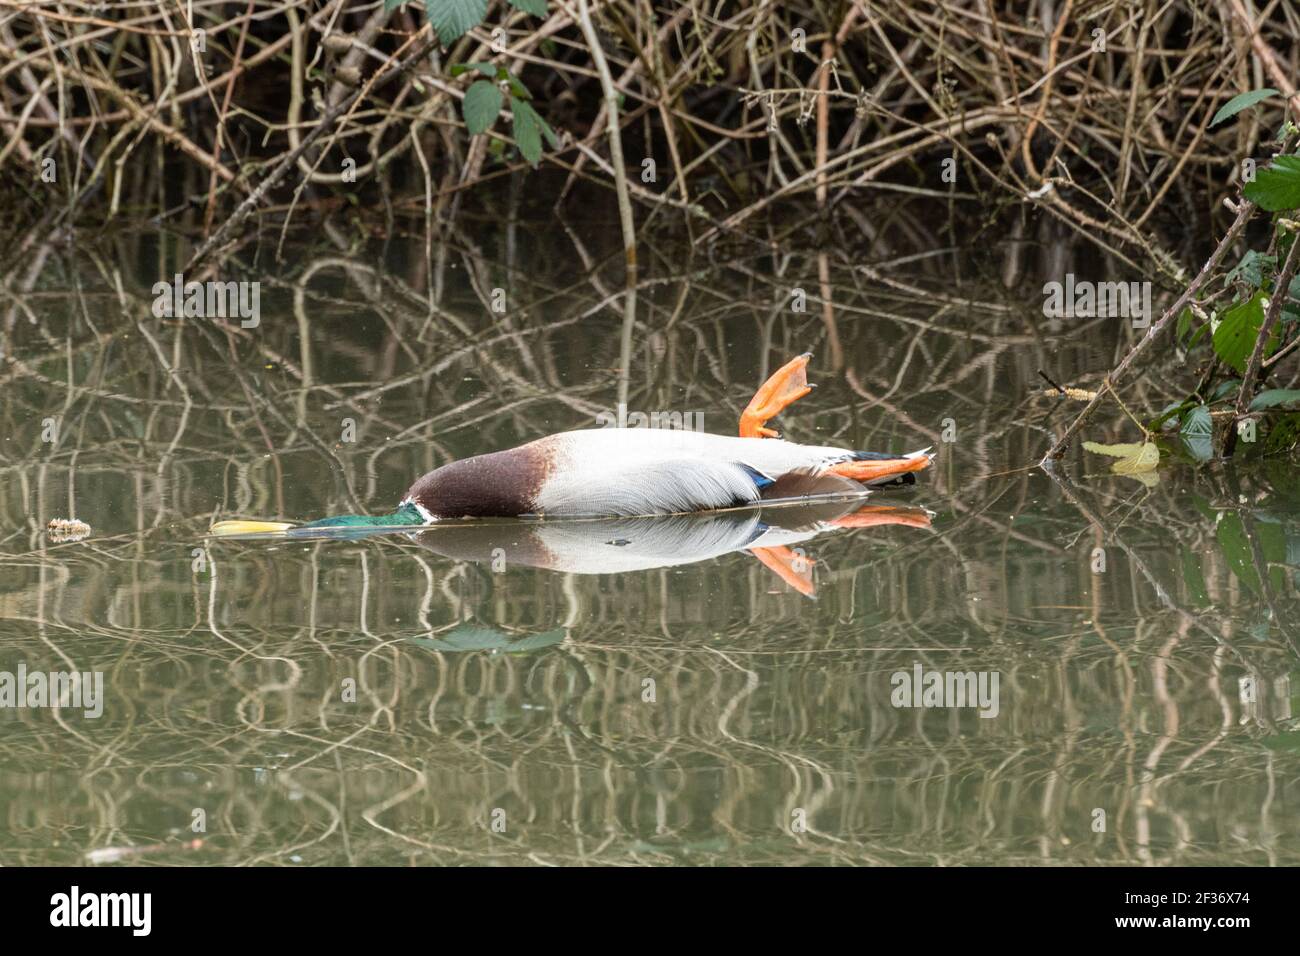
[[2, 231, 1298, 865]]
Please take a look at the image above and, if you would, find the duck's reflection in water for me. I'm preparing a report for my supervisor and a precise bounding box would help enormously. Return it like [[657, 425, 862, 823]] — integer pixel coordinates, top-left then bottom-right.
[[407, 498, 932, 597]]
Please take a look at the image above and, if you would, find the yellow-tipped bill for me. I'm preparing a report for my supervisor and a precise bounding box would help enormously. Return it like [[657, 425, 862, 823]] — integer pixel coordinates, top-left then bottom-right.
[[209, 519, 295, 536]]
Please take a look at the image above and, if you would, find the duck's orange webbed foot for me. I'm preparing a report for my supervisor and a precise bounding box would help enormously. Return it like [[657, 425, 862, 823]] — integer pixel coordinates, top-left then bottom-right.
[[830, 505, 933, 530], [828, 454, 932, 484], [749, 545, 816, 597], [739, 353, 813, 438]]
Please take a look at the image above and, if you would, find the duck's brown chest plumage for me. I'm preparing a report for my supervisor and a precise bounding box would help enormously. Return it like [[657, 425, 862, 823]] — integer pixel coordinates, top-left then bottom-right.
[[403, 439, 553, 518]]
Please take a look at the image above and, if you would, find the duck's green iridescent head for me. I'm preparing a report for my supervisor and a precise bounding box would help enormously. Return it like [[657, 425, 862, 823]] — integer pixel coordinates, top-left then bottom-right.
[[295, 500, 426, 530]]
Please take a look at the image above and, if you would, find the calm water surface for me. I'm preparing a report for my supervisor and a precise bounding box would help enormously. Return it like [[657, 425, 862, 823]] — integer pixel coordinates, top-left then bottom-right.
[[2, 228, 1297, 865]]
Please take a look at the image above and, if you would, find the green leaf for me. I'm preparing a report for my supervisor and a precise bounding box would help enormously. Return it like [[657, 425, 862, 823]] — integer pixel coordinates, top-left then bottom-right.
[[1258, 519, 1288, 592], [1082, 441, 1150, 460], [1224, 250, 1275, 289], [536, 111, 559, 148], [1180, 548, 1210, 607], [1179, 404, 1214, 461], [1263, 729, 1300, 753], [1265, 411, 1300, 453], [408, 625, 564, 653], [1210, 88, 1280, 127], [1216, 512, 1260, 594], [504, 71, 531, 100], [384, 0, 407, 9], [1081, 441, 1159, 481], [507, 0, 548, 15], [1180, 404, 1213, 437], [511, 96, 543, 165], [1244, 155, 1300, 212], [1278, 260, 1300, 301], [1249, 388, 1300, 411], [1188, 320, 1211, 348], [1211, 378, 1242, 402], [425, 0, 489, 45], [1213, 291, 1276, 373], [506, 628, 567, 651], [462, 79, 502, 135], [450, 61, 499, 77], [1150, 399, 1191, 431]]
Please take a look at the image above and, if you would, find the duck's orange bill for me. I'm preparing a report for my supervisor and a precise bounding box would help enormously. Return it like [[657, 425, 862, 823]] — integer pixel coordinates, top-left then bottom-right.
[[749, 545, 816, 597]]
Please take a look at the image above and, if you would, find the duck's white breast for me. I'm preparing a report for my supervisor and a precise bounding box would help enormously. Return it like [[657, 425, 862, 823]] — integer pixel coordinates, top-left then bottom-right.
[[532, 429, 858, 517]]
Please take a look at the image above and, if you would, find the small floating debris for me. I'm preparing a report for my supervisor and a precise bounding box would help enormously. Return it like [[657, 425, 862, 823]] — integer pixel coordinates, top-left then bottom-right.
[[1036, 386, 1098, 402], [1035, 370, 1097, 402], [46, 518, 92, 542], [85, 838, 204, 864]]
